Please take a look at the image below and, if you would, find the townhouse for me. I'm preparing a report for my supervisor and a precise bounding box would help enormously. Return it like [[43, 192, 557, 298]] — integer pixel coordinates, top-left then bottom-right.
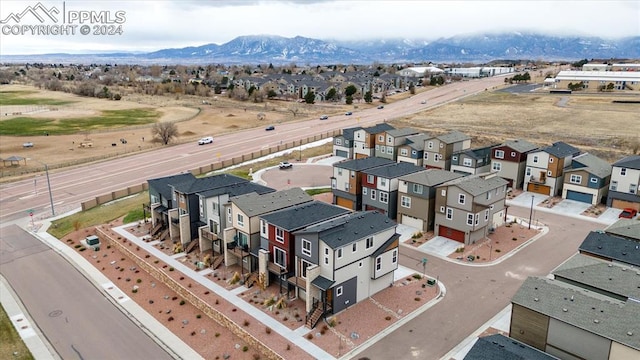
[[360, 162, 426, 219], [374, 128, 421, 161], [397, 133, 430, 166], [490, 139, 539, 189], [434, 173, 508, 244], [293, 211, 399, 327], [148, 172, 196, 233], [396, 169, 465, 232], [333, 126, 361, 159], [561, 153, 611, 205], [353, 123, 395, 159], [606, 155, 640, 211], [450, 144, 495, 175], [524, 141, 581, 196], [423, 131, 472, 170], [331, 157, 395, 211]]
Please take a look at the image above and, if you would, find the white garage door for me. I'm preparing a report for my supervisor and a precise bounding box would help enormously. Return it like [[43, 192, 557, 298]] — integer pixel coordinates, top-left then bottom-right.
[[402, 214, 424, 232]]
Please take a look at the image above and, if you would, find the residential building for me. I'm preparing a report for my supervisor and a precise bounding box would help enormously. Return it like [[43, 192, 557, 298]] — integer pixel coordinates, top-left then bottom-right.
[[397, 169, 464, 232], [524, 142, 581, 196], [258, 201, 350, 294], [562, 153, 611, 205], [374, 128, 421, 161], [361, 162, 426, 219], [606, 155, 640, 211], [331, 157, 395, 211], [397, 133, 430, 166], [423, 131, 472, 170], [603, 219, 640, 241], [578, 230, 640, 267], [333, 126, 361, 158], [450, 144, 496, 175], [353, 123, 395, 159], [434, 173, 508, 244], [463, 334, 559, 360], [490, 139, 539, 189], [293, 211, 399, 326], [148, 172, 196, 231], [226, 188, 313, 278]]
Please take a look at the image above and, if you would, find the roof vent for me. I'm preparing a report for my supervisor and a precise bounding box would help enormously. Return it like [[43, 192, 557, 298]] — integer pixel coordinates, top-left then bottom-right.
[[562, 308, 568, 312], [622, 268, 627, 271], [594, 319, 600, 324], [608, 264, 613, 267], [628, 332, 633, 336], [534, 297, 539, 302], [570, 295, 574, 301]]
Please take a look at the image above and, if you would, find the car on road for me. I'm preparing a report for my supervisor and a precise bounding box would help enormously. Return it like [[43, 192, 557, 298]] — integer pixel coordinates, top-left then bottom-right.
[[279, 161, 293, 169], [345, 111, 352, 116], [618, 208, 638, 219], [265, 125, 275, 131], [319, 115, 329, 120], [198, 136, 213, 145], [377, 105, 384, 109], [420, 100, 427, 104], [22, 142, 34, 148]]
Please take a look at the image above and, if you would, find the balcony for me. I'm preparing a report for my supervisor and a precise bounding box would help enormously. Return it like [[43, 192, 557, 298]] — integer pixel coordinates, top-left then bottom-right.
[[200, 228, 218, 242], [268, 262, 286, 275], [287, 275, 307, 289], [529, 175, 547, 184], [227, 242, 250, 258]]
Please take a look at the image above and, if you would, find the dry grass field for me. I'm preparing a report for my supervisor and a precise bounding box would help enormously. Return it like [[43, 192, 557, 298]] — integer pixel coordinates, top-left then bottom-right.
[[1, 83, 638, 180]]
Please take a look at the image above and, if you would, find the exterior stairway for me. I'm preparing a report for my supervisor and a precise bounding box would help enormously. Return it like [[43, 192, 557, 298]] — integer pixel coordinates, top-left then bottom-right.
[[305, 304, 324, 329]]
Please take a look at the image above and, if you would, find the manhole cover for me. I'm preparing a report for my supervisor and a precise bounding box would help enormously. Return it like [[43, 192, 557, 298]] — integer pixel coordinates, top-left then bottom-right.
[[48, 310, 63, 317]]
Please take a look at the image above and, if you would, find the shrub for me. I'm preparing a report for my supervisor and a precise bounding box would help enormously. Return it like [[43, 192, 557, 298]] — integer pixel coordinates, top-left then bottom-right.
[[252, 354, 260, 360], [132, 288, 138, 293], [169, 267, 174, 271], [385, 316, 392, 321], [179, 300, 185, 306], [242, 346, 248, 352], [214, 332, 220, 337], [415, 297, 421, 301], [136, 279, 142, 283], [167, 316, 174, 321], [196, 314, 202, 319], [286, 344, 291, 351], [512, 237, 518, 241], [412, 273, 422, 280], [74, 244, 82, 248], [190, 331, 196, 336], [306, 333, 313, 340], [328, 317, 337, 327], [154, 260, 159, 264], [243, 319, 250, 326], [265, 327, 271, 334], [495, 249, 502, 253]]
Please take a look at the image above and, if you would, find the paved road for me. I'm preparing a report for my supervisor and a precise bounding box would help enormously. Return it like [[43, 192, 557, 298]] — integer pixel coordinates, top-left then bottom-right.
[[0, 225, 173, 360], [357, 206, 602, 360], [0, 75, 510, 224]]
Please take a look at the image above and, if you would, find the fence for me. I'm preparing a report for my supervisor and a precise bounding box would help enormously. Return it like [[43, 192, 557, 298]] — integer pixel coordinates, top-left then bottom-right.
[[80, 129, 340, 211]]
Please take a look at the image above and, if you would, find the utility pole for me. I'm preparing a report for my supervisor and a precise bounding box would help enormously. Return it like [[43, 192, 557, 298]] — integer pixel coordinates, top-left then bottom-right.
[[528, 195, 534, 230]]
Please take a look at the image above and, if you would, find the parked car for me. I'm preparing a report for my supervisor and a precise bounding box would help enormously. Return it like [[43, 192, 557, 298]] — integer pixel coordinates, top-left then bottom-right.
[[319, 115, 329, 120], [377, 105, 384, 109], [198, 136, 214, 145], [279, 161, 293, 169], [265, 125, 275, 131], [619, 208, 638, 219], [345, 111, 352, 116]]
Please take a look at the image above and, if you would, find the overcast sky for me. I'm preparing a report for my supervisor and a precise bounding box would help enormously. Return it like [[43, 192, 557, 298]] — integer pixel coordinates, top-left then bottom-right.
[[1, 0, 638, 55]]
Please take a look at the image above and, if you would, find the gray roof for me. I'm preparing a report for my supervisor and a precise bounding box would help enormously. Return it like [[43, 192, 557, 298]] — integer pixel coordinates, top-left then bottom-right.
[[439, 174, 508, 196], [512, 277, 640, 350], [613, 155, 640, 170], [579, 230, 640, 266], [196, 182, 275, 199], [231, 187, 312, 217], [454, 144, 496, 160], [567, 153, 611, 178], [339, 126, 361, 141], [260, 201, 350, 231], [334, 156, 395, 171], [463, 334, 559, 360], [399, 169, 464, 187], [361, 122, 395, 135], [148, 173, 196, 201], [502, 139, 539, 153], [171, 173, 247, 194], [541, 141, 580, 158], [436, 130, 471, 144], [403, 133, 431, 151], [296, 211, 396, 249], [362, 162, 425, 179], [385, 127, 420, 138], [553, 253, 640, 301], [605, 219, 640, 240]]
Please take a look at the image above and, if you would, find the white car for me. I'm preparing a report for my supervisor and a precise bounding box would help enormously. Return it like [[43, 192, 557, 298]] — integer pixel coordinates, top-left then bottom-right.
[[279, 161, 293, 169], [198, 136, 214, 145]]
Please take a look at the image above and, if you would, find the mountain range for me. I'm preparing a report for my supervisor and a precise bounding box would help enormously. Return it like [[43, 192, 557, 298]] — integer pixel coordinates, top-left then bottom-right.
[[3, 33, 639, 65]]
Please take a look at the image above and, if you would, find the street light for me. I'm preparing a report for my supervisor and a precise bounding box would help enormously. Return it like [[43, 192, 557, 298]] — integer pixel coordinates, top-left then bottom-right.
[[31, 160, 55, 217], [528, 195, 534, 230]]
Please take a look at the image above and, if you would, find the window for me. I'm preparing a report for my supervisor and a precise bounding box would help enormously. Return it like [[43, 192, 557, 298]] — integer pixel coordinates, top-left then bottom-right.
[[275, 228, 284, 243], [440, 206, 445, 213], [526, 167, 531, 176], [375, 144, 380, 151], [344, 183, 349, 191], [486, 191, 492, 200], [475, 213, 479, 225], [337, 168, 343, 176], [371, 189, 377, 200], [434, 154, 440, 162], [463, 158, 472, 167], [428, 141, 433, 149], [412, 150, 417, 155], [350, 171, 355, 178], [533, 155, 539, 164], [401, 196, 411, 208], [392, 249, 397, 264], [621, 168, 627, 176], [440, 143, 444, 148], [610, 181, 618, 191], [441, 189, 446, 196], [485, 209, 489, 221], [631, 184, 638, 194], [378, 135, 384, 142], [458, 194, 466, 204], [363, 187, 368, 195], [379, 192, 388, 204], [359, 261, 363, 268], [273, 247, 286, 268], [547, 170, 552, 176], [569, 174, 582, 184], [367, 175, 374, 183], [172, 191, 176, 202], [511, 152, 516, 157], [227, 207, 232, 223], [400, 148, 408, 156], [446, 208, 453, 220], [301, 260, 311, 278], [302, 238, 311, 256], [237, 232, 248, 247], [337, 248, 343, 258], [490, 204, 494, 210], [380, 178, 387, 187], [424, 153, 429, 160], [260, 220, 267, 237], [387, 136, 392, 144], [413, 184, 423, 194], [590, 177, 598, 184], [388, 148, 393, 156], [452, 155, 458, 161], [380, 146, 386, 154], [495, 150, 504, 159], [336, 286, 343, 297], [336, 138, 342, 145], [366, 237, 374, 249], [237, 214, 244, 227], [492, 162, 502, 171], [352, 243, 357, 252], [467, 213, 474, 226], [376, 257, 382, 271]]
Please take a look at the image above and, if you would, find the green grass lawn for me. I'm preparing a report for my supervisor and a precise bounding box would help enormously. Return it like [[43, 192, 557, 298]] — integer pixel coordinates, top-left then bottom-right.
[[0, 109, 159, 136], [0, 304, 34, 360], [0, 90, 73, 106]]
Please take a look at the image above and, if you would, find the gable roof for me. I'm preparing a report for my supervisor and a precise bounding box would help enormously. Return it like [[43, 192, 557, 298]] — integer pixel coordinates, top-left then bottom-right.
[[334, 156, 395, 171], [362, 162, 425, 179], [147, 173, 196, 200], [339, 126, 361, 141], [566, 153, 611, 178], [385, 127, 421, 138], [296, 211, 396, 249], [578, 230, 640, 266], [196, 182, 275, 199], [260, 201, 350, 231], [500, 139, 539, 153], [435, 130, 471, 144], [171, 173, 247, 194], [512, 277, 640, 351], [540, 141, 580, 158], [403, 133, 431, 151], [399, 169, 464, 187], [612, 154, 640, 169], [454, 144, 496, 160], [231, 187, 312, 217], [604, 219, 640, 240], [359, 123, 395, 135], [463, 334, 559, 360], [439, 174, 508, 196]]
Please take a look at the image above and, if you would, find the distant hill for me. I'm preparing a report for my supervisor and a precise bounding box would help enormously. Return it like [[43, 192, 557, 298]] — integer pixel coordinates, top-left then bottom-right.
[[3, 33, 638, 65]]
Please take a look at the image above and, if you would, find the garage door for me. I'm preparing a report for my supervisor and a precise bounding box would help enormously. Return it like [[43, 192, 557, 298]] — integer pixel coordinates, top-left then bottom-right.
[[335, 150, 348, 158], [402, 214, 424, 231], [527, 183, 551, 195], [611, 199, 640, 211], [335, 197, 354, 210], [438, 225, 465, 243], [566, 190, 593, 204]]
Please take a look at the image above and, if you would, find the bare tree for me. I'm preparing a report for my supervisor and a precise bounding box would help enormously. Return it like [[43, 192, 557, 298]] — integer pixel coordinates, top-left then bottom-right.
[[151, 122, 178, 145]]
